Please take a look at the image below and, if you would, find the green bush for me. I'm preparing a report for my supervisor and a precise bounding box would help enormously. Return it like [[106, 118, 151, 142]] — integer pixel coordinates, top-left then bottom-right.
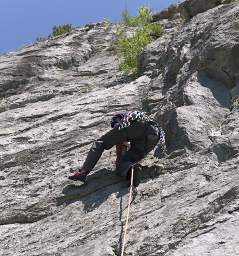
[[145, 22, 163, 38], [115, 6, 162, 76], [36, 37, 45, 42], [116, 29, 152, 75], [51, 24, 72, 37], [122, 6, 152, 27]]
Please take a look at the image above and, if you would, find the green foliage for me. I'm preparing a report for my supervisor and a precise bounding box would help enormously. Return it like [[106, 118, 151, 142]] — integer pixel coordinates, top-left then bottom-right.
[[137, 5, 153, 26], [116, 29, 152, 75], [121, 10, 134, 26], [102, 18, 111, 30], [115, 6, 163, 76], [122, 6, 152, 27], [145, 22, 163, 38], [51, 24, 72, 37], [36, 37, 45, 42]]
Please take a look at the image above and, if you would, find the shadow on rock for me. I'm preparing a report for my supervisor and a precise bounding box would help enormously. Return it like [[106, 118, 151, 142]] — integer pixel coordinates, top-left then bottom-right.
[[198, 71, 231, 109], [56, 168, 128, 212]]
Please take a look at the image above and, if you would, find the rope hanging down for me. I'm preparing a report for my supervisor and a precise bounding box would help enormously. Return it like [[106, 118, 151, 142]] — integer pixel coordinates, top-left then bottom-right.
[[121, 167, 134, 256]]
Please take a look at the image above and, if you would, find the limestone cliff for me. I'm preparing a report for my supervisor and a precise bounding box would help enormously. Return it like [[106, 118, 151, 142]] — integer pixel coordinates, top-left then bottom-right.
[[0, 0, 239, 255]]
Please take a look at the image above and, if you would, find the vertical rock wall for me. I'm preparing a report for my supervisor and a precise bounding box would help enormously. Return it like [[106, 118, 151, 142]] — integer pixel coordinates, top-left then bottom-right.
[[0, 1, 239, 255]]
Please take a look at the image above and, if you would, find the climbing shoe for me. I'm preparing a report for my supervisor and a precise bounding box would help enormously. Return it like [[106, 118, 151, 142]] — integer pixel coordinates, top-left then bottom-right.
[[68, 170, 87, 182]]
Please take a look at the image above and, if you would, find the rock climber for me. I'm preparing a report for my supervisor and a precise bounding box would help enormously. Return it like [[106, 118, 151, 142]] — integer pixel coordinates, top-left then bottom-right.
[[69, 111, 165, 186]]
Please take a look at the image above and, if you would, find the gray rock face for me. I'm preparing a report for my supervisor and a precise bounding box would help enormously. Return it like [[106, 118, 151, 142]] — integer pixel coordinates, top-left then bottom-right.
[[180, 0, 222, 19], [0, 1, 239, 256], [153, 0, 238, 21]]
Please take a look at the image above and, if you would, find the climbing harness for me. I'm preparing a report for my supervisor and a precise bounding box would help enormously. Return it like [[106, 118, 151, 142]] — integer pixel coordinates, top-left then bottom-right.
[[121, 167, 134, 256]]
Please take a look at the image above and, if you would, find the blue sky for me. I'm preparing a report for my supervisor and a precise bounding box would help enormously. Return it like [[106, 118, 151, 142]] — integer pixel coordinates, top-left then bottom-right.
[[0, 0, 178, 53]]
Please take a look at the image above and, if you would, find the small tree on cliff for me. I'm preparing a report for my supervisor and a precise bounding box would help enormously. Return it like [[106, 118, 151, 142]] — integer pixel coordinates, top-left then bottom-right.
[[51, 24, 73, 37], [115, 6, 163, 76]]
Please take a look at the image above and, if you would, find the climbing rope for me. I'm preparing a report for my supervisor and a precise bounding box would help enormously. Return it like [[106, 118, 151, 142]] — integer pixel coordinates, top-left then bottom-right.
[[121, 167, 134, 256]]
